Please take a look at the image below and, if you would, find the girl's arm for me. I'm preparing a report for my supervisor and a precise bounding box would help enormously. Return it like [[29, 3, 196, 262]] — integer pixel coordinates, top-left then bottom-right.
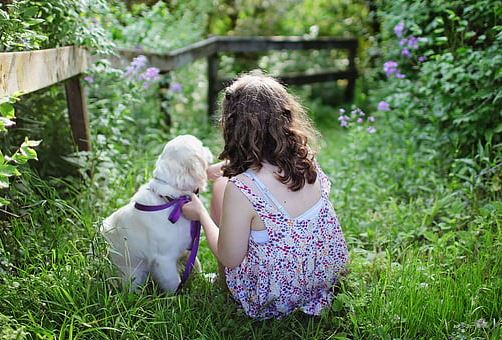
[[182, 183, 252, 269]]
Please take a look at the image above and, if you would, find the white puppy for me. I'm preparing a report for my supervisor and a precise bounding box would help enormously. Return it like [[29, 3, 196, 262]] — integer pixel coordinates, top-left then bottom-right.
[[101, 135, 213, 292]]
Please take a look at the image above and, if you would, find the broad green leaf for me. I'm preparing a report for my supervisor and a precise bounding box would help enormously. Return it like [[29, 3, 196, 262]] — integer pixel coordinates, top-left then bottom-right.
[[0, 102, 15, 118], [20, 146, 38, 160], [11, 153, 28, 165], [0, 164, 20, 177], [22, 6, 39, 18]]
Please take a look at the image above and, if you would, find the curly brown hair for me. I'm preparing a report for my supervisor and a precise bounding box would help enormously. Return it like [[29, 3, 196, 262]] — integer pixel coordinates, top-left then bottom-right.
[[219, 73, 320, 191]]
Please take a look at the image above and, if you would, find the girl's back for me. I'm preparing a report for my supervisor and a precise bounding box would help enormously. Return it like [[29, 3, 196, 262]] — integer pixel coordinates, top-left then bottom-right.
[[225, 162, 348, 319]]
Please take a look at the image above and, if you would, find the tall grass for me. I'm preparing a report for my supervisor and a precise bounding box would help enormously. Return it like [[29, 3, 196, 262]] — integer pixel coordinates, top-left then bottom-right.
[[1, 99, 500, 339]]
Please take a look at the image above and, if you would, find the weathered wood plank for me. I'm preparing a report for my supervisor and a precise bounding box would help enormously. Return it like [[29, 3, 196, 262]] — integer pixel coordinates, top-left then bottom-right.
[[216, 36, 358, 52], [214, 70, 358, 93], [115, 36, 219, 71], [0, 46, 91, 97], [114, 36, 357, 71]]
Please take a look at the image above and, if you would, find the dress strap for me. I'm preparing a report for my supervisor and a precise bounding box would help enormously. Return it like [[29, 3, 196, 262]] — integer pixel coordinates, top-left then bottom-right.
[[314, 161, 331, 198], [243, 170, 290, 216], [228, 176, 269, 211]]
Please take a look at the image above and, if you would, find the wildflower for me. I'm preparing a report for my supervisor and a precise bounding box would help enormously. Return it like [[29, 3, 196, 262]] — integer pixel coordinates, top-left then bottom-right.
[[377, 101, 390, 111], [396, 72, 406, 79], [356, 117, 363, 123], [338, 115, 350, 122], [368, 116, 376, 122], [140, 67, 161, 82], [394, 22, 405, 37], [407, 36, 419, 49], [339, 108, 346, 114], [367, 126, 377, 134], [401, 48, 411, 58], [399, 38, 408, 46], [124, 55, 148, 77], [418, 55, 426, 63], [169, 82, 182, 93], [383, 60, 398, 77], [139, 67, 161, 88], [340, 120, 349, 127], [84, 76, 94, 84], [132, 55, 148, 68], [475, 319, 488, 329]]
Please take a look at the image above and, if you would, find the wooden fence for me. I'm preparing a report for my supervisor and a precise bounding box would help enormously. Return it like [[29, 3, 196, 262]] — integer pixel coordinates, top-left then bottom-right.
[[0, 36, 358, 152]]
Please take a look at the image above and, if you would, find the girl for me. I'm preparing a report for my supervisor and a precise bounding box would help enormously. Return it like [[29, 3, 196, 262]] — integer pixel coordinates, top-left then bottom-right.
[[182, 73, 348, 320]]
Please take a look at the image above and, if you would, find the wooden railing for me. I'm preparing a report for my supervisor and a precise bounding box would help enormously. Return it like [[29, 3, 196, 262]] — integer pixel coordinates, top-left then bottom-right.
[[0, 36, 358, 152]]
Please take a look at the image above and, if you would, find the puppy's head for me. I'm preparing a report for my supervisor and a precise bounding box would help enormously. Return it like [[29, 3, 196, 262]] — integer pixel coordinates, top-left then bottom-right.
[[152, 135, 213, 197]]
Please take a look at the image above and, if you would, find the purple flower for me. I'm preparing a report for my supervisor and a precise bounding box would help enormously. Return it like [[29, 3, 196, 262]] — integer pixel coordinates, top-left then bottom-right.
[[169, 82, 182, 93], [394, 22, 405, 37], [356, 117, 363, 123], [368, 116, 376, 122], [399, 38, 408, 46], [396, 72, 406, 79], [418, 55, 426, 63], [84, 76, 94, 84], [401, 48, 411, 58], [377, 101, 390, 111], [383, 60, 398, 77], [340, 120, 349, 127], [124, 55, 148, 77], [407, 36, 419, 49], [367, 126, 377, 134], [140, 67, 161, 82], [132, 55, 148, 68], [338, 115, 350, 121], [339, 108, 346, 114]]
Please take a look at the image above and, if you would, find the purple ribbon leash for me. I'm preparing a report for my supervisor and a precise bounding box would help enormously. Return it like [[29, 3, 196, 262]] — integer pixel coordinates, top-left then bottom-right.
[[134, 195, 201, 293]]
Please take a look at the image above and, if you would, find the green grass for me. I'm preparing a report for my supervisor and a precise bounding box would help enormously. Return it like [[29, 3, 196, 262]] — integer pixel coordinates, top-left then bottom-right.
[[1, 103, 501, 339]]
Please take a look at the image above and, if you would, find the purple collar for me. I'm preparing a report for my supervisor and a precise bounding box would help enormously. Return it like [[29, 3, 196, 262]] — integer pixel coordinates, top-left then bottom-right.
[[134, 195, 201, 293]]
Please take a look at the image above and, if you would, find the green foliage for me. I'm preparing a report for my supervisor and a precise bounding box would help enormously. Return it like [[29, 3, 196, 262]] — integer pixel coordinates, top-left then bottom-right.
[[0, 0, 114, 52], [0, 96, 40, 206], [105, 0, 211, 52], [376, 0, 502, 158], [0, 1, 500, 338]]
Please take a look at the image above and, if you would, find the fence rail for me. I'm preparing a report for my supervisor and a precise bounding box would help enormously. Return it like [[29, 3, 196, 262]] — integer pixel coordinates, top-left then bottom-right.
[[0, 36, 358, 152]]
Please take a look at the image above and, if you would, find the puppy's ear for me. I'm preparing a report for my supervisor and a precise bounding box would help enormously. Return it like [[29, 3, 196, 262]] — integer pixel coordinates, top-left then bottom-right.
[[184, 153, 209, 192]]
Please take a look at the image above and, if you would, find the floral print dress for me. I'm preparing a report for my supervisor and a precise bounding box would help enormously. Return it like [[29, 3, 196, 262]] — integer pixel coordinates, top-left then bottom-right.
[[225, 164, 349, 320]]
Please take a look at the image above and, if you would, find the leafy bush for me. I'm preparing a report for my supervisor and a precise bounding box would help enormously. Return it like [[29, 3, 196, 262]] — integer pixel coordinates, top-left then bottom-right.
[[105, 0, 211, 52], [0, 0, 113, 53], [376, 0, 502, 158]]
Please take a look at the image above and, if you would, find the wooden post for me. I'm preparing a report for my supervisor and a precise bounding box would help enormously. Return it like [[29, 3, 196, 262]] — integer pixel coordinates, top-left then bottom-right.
[[159, 71, 172, 126], [344, 45, 357, 102], [207, 53, 219, 118], [64, 76, 91, 151]]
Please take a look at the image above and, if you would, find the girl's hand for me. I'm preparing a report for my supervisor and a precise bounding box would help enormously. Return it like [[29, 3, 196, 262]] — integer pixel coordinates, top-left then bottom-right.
[[206, 161, 226, 181], [182, 193, 208, 221]]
